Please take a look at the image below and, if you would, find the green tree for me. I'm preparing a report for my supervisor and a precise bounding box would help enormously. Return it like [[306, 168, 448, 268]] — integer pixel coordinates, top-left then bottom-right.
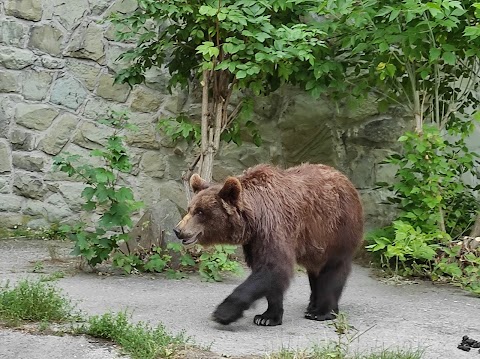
[[316, 0, 480, 233], [109, 0, 340, 199]]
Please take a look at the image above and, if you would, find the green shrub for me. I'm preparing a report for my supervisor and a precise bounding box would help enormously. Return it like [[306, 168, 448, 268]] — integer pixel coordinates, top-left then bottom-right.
[[0, 279, 76, 324], [368, 125, 480, 294]]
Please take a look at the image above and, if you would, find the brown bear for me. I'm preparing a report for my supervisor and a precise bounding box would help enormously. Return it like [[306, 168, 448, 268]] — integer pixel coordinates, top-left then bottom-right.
[[173, 163, 363, 326]]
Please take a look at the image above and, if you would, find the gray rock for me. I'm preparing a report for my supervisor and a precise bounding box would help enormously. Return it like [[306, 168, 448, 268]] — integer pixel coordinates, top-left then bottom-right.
[[24, 193, 72, 222], [57, 182, 86, 211], [4, 0, 43, 21], [52, 0, 89, 30], [10, 129, 35, 151], [162, 95, 182, 114], [73, 120, 112, 149], [66, 59, 101, 91], [96, 73, 130, 102], [0, 96, 16, 138], [105, 0, 138, 16], [91, 0, 111, 15], [0, 70, 20, 92], [0, 194, 23, 212], [0, 20, 28, 46], [0, 46, 37, 69], [105, 42, 132, 73], [0, 141, 12, 173], [39, 112, 79, 155], [50, 75, 88, 110], [144, 67, 171, 94], [342, 94, 380, 123], [28, 24, 64, 56], [141, 151, 166, 179], [21, 70, 54, 101], [82, 98, 112, 120], [0, 176, 11, 194], [41, 55, 66, 69], [130, 86, 164, 113], [125, 114, 161, 149], [12, 153, 45, 172], [355, 116, 407, 145], [360, 189, 397, 231], [13, 172, 46, 200], [65, 22, 105, 62], [119, 200, 183, 268], [137, 176, 187, 210], [15, 103, 59, 131], [0, 213, 27, 228]]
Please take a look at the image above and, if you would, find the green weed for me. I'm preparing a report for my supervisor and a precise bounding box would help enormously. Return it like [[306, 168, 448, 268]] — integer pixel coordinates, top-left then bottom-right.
[[0, 279, 76, 325], [79, 311, 188, 359]]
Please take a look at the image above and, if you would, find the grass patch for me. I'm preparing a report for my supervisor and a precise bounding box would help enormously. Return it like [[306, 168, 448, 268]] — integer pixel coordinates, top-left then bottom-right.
[[0, 279, 76, 325], [266, 346, 424, 359], [77, 311, 188, 359]]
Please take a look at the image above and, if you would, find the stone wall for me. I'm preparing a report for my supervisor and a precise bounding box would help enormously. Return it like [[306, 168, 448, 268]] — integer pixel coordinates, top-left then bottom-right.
[[2, 0, 476, 231]]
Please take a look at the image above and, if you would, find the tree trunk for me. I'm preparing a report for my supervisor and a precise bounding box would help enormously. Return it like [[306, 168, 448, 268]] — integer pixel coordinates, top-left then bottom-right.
[[182, 70, 231, 203], [471, 213, 480, 237]]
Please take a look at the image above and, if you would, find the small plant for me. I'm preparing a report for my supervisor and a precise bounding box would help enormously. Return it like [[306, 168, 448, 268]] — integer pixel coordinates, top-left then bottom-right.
[[368, 124, 480, 294], [197, 244, 243, 282], [79, 311, 188, 359], [40, 271, 66, 282], [32, 261, 45, 273], [0, 279, 77, 325], [53, 111, 144, 270], [377, 126, 479, 238], [266, 313, 423, 359]]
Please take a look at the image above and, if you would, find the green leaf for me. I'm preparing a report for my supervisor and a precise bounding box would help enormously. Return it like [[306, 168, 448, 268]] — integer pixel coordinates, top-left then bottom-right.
[[429, 48, 441, 62], [236, 70, 247, 79], [442, 52, 456, 65]]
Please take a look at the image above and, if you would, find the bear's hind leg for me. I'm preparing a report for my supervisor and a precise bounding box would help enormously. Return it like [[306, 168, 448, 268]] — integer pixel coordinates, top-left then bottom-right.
[[304, 258, 351, 321], [305, 271, 318, 314], [254, 293, 284, 326]]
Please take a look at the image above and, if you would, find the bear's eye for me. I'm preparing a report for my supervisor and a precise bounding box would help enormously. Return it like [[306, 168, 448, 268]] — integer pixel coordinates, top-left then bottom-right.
[[195, 208, 204, 216]]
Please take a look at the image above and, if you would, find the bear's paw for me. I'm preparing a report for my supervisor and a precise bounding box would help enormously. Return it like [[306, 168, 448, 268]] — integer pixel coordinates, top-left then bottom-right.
[[253, 314, 282, 326]]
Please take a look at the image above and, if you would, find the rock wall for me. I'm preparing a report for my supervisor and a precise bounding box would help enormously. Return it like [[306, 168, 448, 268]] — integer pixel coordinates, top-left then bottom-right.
[[2, 0, 474, 232]]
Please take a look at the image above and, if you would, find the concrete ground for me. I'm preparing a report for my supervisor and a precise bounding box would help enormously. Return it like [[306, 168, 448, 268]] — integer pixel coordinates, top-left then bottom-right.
[[0, 238, 479, 359]]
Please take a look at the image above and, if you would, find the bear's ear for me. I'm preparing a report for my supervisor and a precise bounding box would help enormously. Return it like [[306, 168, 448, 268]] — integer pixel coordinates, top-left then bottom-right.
[[219, 177, 242, 206], [190, 174, 209, 194]]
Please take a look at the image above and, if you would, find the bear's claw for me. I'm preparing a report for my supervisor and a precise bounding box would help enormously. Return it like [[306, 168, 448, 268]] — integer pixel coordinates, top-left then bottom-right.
[[253, 315, 282, 326], [304, 311, 337, 321]]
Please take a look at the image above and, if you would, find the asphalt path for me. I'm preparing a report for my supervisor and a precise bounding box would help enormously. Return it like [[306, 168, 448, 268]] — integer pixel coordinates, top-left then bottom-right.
[[0, 239, 479, 358]]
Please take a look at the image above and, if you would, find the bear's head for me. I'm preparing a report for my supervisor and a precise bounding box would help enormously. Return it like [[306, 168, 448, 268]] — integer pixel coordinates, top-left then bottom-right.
[[173, 174, 248, 246]]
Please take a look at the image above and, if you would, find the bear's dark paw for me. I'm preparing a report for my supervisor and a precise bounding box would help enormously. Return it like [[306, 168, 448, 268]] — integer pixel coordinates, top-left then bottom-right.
[[304, 311, 337, 321], [253, 314, 282, 326], [212, 299, 244, 325]]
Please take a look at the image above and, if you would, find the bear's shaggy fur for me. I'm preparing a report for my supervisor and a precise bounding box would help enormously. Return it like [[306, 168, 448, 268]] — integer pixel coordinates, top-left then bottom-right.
[[174, 163, 363, 326]]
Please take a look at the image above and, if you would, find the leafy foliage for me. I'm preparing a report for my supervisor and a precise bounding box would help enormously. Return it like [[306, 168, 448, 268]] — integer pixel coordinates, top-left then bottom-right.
[[53, 111, 143, 268], [378, 126, 479, 237], [110, 0, 333, 96], [197, 245, 243, 282], [315, 0, 480, 295], [109, 0, 342, 184], [367, 126, 480, 295], [316, 0, 480, 122]]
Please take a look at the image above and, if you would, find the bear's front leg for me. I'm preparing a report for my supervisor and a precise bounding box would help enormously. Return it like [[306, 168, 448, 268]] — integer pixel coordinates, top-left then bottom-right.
[[253, 293, 284, 326], [212, 269, 289, 326], [212, 295, 249, 325]]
